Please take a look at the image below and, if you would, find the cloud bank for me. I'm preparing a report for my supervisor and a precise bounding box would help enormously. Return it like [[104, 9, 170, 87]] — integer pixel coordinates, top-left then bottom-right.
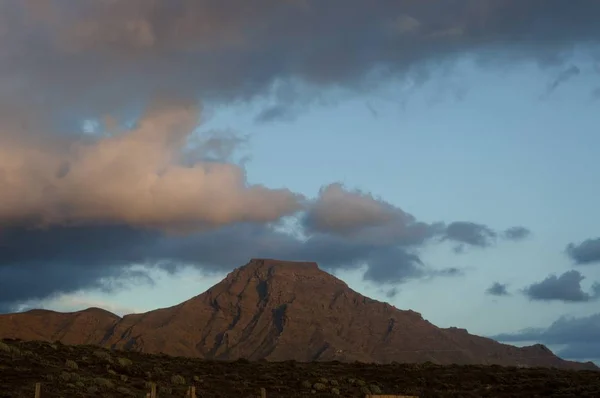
[[1, 0, 599, 122], [0, 117, 528, 311], [492, 313, 600, 363], [0, 99, 302, 230], [3, 0, 596, 311]]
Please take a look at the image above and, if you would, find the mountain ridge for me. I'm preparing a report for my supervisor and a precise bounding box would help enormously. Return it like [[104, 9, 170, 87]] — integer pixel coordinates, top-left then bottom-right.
[[0, 258, 596, 370]]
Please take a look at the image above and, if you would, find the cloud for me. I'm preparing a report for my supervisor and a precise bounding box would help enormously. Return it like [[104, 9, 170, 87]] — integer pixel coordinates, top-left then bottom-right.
[[302, 183, 438, 245], [0, 169, 526, 311], [443, 222, 497, 247], [542, 65, 581, 97], [566, 238, 600, 265], [486, 282, 510, 296], [0, 224, 160, 309], [502, 226, 531, 241], [0, 99, 303, 230], [385, 287, 399, 298], [0, 220, 460, 310], [523, 270, 600, 302], [491, 313, 600, 362], [441, 223, 531, 252], [0, 0, 586, 313], [1, 0, 599, 125], [254, 105, 296, 124]]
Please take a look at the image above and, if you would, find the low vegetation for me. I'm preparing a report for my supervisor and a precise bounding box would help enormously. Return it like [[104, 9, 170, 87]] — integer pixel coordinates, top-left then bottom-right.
[[0, 338, 598, 397]]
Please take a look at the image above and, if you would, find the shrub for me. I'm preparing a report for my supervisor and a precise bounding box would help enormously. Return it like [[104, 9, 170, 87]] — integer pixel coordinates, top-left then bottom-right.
[[313, 383, 327, 391], [9, 346, 21, 356], [171, 374, 186, 385], [94, 377, 114, 389], [59, 372, 71, 382], [370, 384, 382, 394], [117, 357, 133, 367], [65, 359, 78, 370], [0, 341, 10, 353], [331, 387, 340, 395], [70, 373, 81, 383], [120, 374, 128, 382], [93, 350, 111, 361], [300, 380, 312, 389], [116, 386, 135, 396]]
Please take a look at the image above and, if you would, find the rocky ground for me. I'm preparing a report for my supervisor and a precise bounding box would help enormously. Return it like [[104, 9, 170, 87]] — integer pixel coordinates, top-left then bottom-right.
[[1, 339, 599, 397]]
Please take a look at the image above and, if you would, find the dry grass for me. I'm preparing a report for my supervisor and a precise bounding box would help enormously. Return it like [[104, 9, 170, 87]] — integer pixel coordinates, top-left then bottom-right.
[[0, 338, 599, 397]]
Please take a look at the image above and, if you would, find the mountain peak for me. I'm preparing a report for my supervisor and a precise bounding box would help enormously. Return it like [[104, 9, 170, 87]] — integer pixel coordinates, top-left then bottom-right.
[[207, 258, 348, 303], [239, 258, 320, 274], [217, 258, 338, 287]]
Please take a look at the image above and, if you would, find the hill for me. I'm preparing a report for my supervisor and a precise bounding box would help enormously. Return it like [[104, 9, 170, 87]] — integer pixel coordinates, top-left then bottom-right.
[[0, 258, 596, 370]]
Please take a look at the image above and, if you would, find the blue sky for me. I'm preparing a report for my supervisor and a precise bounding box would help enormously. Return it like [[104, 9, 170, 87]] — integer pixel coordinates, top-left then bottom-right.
[[1, 1, 600, 365]]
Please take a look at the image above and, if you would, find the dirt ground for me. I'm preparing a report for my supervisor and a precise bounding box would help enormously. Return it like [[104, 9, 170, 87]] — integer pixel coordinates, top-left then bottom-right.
[[1, 338, 599, 397]]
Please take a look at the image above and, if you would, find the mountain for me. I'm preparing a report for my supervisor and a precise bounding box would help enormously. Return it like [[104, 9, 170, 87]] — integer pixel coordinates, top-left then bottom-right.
[[0, 259, 596, 370]]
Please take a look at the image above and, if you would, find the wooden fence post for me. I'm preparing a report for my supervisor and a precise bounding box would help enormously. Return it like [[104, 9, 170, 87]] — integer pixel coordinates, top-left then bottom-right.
[[187, 385, 196, 398], [260, 387, 266, 398], [34, 382, 41, 398], [150, 382, 157, 398]]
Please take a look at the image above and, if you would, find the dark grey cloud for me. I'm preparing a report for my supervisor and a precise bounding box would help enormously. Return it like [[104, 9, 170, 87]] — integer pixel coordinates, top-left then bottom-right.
[[566, 238, 600, 265], [254, 105, 296, 124], [523, 270, 600, 302], [442, 222, 531, 251], [503, 226, 531, 241], [362, 248, 425, 283], [1, 0, 599, 128], [486, 282, 510, 296], [385, 287, 399, 298], [542, 65, 581, 98], [443, 222, 497, 247], [491, 313, 600, 363], [0, 217, 460, 311], [0, 224, 159, 309]]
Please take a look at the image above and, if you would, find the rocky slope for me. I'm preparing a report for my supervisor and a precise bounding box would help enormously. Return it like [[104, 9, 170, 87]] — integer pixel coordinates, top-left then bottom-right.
[[0, 259, 596, 370]]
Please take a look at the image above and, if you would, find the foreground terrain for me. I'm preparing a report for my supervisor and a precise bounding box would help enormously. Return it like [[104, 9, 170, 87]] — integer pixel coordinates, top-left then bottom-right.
[[1, 339, 599, 398]]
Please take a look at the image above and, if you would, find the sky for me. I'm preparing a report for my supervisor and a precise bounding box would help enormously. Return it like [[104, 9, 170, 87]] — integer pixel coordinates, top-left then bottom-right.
[[1, 0, 600, 364]]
